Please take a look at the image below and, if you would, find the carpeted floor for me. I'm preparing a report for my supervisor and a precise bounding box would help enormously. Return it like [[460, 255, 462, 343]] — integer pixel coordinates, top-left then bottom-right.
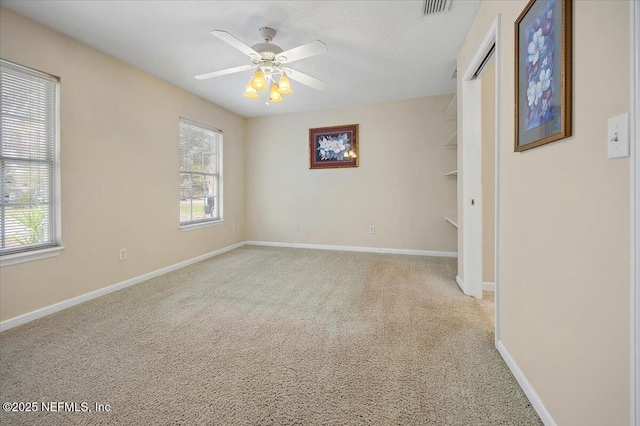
[[0, 246, 541, 425]]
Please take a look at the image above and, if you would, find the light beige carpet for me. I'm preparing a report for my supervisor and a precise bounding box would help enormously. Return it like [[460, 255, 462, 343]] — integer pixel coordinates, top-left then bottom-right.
[[0, 246, 541, 425]]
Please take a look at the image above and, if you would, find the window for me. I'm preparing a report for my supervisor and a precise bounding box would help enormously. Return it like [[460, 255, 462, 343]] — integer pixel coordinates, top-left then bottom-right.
[[179, 119, 222, 227], [1, 60, 60, 259]]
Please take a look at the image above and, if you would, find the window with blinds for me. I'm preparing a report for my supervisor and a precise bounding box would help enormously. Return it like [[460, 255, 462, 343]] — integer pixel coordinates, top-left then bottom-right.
[[1, 60, 59, 256], [179, 119, 222, 226]]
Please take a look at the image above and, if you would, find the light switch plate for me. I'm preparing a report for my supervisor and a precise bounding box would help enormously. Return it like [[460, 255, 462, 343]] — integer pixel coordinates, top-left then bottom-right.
[[607, 113, 629, 159]]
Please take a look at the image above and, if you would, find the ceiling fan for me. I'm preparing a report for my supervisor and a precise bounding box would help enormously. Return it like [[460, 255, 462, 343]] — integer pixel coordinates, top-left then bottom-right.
[[196, 27, 328, 103]]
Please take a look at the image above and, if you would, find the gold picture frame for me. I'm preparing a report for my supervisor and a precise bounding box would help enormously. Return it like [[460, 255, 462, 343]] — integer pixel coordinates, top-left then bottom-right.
[[514, 0, 572, 152]]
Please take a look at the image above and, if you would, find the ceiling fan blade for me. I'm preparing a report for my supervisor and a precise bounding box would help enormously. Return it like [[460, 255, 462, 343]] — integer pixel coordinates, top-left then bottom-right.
[[195, 64, 256, 80], [284, 68, 328, 91], [211, 30, 260, 57], [276, 40, 327, 64]]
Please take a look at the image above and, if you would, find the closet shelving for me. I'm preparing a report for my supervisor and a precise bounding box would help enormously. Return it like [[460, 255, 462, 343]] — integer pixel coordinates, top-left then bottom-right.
[[443, 94, 457, 121], [444, 131, 457, 148], [443, 215, 458, 228], [443, 93, 458, 228]]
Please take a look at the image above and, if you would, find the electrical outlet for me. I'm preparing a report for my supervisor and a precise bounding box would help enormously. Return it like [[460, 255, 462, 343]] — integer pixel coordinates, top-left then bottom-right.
[[119, 248, 127, 261], [293, 224, 300, 231], [369, 226, 375, 234], [232, 224, 237, 233]]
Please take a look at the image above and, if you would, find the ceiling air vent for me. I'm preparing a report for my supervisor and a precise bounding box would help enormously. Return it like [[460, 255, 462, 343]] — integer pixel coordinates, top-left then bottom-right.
[[423, 0, 452, 15]]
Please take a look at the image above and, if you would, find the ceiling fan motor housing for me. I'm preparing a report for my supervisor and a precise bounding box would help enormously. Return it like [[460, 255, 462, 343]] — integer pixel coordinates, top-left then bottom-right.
[[251, 27, 285, 74], [252, 27, 285, 66], [251, 43, 283, 59]]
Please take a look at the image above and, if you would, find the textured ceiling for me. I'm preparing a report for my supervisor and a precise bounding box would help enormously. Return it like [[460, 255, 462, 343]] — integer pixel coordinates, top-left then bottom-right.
[[1, 0, 480, 118]]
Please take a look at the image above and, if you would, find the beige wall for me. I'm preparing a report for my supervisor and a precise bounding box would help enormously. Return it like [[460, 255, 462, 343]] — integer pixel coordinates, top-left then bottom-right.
[[481, 60, 495, 284], [0, 8, 246, 322], [245, 96, 458, 252], [457, 1, 630, 424]]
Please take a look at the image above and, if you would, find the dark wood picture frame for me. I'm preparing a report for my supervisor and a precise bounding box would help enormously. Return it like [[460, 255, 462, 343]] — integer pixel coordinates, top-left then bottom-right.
[[309, 124, 359, 169], [514, 0, 572, 152]]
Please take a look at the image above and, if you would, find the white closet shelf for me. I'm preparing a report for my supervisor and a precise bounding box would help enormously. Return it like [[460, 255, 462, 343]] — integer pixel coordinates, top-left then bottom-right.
[[444, 130, 457, 148], [444, 170, 458, 177], [444, 94, 457, 120], [443, 215, 458, 228]]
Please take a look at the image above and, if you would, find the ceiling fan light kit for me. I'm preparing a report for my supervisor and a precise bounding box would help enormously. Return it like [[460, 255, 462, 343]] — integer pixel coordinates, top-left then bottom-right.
[[268, 82, 284, 103], [277, 74, 292, 95], [196, 26, 328, 104], [250, 70, 268, 91], [243, 81, 259, 99]]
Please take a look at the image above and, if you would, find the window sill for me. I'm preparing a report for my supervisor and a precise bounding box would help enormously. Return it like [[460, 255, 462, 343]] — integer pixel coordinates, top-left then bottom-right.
[[179, 219, 225, 231], [0, 246, 65, 267]]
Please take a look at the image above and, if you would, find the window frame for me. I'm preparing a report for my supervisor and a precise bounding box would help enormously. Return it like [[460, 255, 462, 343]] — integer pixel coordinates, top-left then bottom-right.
[[0, 59, 63, 267], [178, 118, 223, 229]]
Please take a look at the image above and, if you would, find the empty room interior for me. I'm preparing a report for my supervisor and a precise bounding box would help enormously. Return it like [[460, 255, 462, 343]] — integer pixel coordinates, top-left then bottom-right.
[[0, 1, 638, 425]]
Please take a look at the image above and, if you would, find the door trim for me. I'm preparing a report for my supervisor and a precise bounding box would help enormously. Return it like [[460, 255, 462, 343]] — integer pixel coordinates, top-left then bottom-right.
[[630, 1, 639, 424]]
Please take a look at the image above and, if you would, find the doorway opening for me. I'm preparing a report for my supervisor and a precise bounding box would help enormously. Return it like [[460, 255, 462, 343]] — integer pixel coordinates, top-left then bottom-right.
[[477, 50, 497, 310], [460, 16, 501, 344]]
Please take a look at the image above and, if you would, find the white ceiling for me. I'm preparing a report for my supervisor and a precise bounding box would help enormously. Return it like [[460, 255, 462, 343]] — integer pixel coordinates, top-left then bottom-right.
[[1, 0, 480, 118]]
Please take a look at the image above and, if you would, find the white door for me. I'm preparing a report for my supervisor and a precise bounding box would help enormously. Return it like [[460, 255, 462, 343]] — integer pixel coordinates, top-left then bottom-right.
[[462, 79, 483, 299]]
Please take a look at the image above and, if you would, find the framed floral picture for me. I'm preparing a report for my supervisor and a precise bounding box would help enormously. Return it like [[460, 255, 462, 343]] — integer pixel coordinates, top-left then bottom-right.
[[309, 124, 359, 169], [515, 0, 572, 152]]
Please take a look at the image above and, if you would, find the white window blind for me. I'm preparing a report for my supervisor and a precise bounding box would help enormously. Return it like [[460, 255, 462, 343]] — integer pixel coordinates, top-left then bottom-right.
[[0, 60, 59, 255], [179, 119, 222, 226]]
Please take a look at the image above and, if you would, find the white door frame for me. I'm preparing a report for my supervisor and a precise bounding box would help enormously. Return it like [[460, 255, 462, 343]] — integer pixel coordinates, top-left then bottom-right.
[[631, 1, 639, 424], [460, 16, 501, 343]]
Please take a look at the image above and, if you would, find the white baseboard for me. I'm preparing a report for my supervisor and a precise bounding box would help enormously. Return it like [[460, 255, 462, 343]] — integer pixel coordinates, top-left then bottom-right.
[[0, 241, 246, 332], [456, 275, 465, 292], [483, 281, 495, 292], [245, 240, 457, 257], [455, 277, 495, 295], [497, 340, 556, 426]]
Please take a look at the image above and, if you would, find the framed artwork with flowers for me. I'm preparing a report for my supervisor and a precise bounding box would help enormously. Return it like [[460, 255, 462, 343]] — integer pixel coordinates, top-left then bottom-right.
[[515, 0, 572, 152], [309, 124, 359, 169]]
